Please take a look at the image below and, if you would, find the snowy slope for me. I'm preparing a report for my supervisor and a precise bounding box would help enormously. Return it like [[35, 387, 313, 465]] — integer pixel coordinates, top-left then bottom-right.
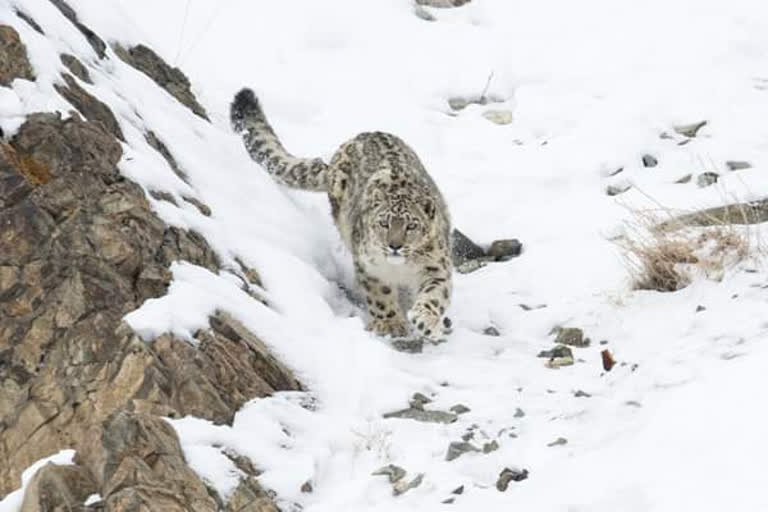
[[3, 0, 768, 510]]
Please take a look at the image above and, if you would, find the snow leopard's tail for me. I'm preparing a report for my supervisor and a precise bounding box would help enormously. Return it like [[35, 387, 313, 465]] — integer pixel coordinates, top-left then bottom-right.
[[230, 88, 329, 192]]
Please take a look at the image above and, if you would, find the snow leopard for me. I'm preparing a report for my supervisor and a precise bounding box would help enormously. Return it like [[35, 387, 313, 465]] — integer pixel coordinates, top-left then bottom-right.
[[230, 88, 452, 342]]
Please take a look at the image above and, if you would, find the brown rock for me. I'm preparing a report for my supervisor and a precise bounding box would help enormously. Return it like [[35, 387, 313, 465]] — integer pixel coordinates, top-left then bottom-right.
[[0, 25, 35, 86], [19, 463, 97, 512], [60, 53, 92, 84], [115, 44, 209, 120], [0, 112, 290, 512], [49, 0, 107, 59], [55, 73, 125, 141]]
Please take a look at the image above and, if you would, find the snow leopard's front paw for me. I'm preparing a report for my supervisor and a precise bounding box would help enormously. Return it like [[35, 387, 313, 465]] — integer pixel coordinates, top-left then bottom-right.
[[407, 303, 443, 341], [367, 317, 409, 338]]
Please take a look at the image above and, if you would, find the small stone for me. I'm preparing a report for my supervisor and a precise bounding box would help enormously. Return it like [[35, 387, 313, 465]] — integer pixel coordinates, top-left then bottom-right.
[[372, 464, 406, 483], [695, 305, 706, 312], [601, 349, 616, 371], [673, 120, 707, 138], [552, 327, 590, 347], [393, 473, 424, 496], [448, 97, 469, 110], [513, 407, 525, 418], [547, 437, 568, 447], [450, 404, 471, 415], [391, 337, 424, 353], [451, 228, 486, 266], [675, 174, 692, 184], [625, 400, 642, 407], [487, 239, 523, 261], [456, 259, 487, 274], [519, 303, 546, 311], [182, 196, 212, 216], [599, 339, 608, 345], [383, 407, 457, 424], [483, 440, 499, 453], [726, 160, 751, 171], [61, 53, 92, 84], [573, 389, 591, 398], [413, 5, 437, 21], [300, 481, 313, 493], [452, 485, 464, 495], [483, 326, 500, 336], [496, 467, 529, 491], [608, 167, 624, 176], [410, 392, 432, 410], [696, 172, 719, 188], [442, 498, 455, 504], [537, 344, 573, 359], [482, 109, 514, 125], [642, 154, 658, 167], [446, 442, 480, 461], [606, 184, 631, 196]]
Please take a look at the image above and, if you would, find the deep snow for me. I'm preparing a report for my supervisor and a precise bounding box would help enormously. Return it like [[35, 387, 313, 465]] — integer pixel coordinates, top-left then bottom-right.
[[1, 0, 768, 510]]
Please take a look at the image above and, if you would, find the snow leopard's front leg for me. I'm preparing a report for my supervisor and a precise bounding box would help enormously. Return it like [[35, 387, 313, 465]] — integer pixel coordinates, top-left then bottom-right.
[[357, 265, 409, 338], [408, 266, 452, 341]]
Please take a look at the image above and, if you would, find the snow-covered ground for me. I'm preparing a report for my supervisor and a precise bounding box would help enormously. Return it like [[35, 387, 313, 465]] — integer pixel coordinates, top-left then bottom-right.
[[2, 0, 768, 510]]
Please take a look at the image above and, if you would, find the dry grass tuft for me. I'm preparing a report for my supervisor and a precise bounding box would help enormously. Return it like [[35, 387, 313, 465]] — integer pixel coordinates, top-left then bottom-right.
[[615, 201, 760, 292]]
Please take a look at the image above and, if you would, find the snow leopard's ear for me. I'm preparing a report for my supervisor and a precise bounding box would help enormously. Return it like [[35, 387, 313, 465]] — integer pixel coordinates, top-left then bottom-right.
[[423, 198, 435, 219]]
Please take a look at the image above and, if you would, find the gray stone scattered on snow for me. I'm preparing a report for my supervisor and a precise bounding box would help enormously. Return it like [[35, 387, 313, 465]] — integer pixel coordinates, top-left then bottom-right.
[[488, 239, 523, 261], [519, 303, 547, 311], [409, 392, 432, 410], [442, 498, 455, 504], [642, 154, 658, 167], [483, 440, 500, 453], [606, 183, 632, 196], [483, 326, 500, 336], [417, 0, 472, 7], [673, 120, 707, 138], [372, 464, 407, 483], [496, 467, 529, 491], [726, 160, 751, 171], [450, 404, 471, 415], [452, 485, 464, 495], [547, 437, 568, 447], [300, 481, 313, 493], [451, 228, 486, 266], [413, 5, 437, 21], [446, 442, 480, 461], [696, 305, 706, 312], [696, 172, 719, 188], [482, 109, 514, 125], [551, 327, 590, 347], [537, 345, 574, 359], [573, 389, 591, 398], [384, 407, 457, 424], [675, 173, 692, 184], [514, 407, 525, 418], [625, 400, 642, 407], [393, 473, 424, 496], [456, 259, 487, 274], [391, 337, 424, 353]]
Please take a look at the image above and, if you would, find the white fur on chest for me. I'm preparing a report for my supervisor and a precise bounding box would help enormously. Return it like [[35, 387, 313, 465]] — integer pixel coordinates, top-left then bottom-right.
[[365, 257, 422, 290]]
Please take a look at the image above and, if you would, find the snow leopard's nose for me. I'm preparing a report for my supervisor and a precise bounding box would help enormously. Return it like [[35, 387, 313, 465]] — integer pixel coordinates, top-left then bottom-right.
[[388, 243, 403, 253]]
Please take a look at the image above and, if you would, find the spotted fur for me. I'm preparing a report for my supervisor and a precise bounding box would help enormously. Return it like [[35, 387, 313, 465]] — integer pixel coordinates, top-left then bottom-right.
[[231, 88, 452, 341]]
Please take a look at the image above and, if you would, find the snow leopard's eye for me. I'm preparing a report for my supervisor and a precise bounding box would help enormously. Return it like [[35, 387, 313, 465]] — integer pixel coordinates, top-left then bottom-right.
[[406, 221, 418, 231]]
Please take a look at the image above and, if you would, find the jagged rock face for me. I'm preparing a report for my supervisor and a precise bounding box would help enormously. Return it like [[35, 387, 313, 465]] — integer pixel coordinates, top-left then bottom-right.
[[0, 25, 35, 86], [114, 44, 210, 121], [0, 21, 296, 511]]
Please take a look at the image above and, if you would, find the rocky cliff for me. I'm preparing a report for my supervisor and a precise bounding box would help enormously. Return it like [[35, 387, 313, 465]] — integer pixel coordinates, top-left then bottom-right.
[[0, 4, 297, 510]]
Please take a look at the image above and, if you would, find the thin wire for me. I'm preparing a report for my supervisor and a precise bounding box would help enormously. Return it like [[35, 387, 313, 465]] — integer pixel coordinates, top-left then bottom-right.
[[177, 1, 231, 65], [174, 0, 192, 65]]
